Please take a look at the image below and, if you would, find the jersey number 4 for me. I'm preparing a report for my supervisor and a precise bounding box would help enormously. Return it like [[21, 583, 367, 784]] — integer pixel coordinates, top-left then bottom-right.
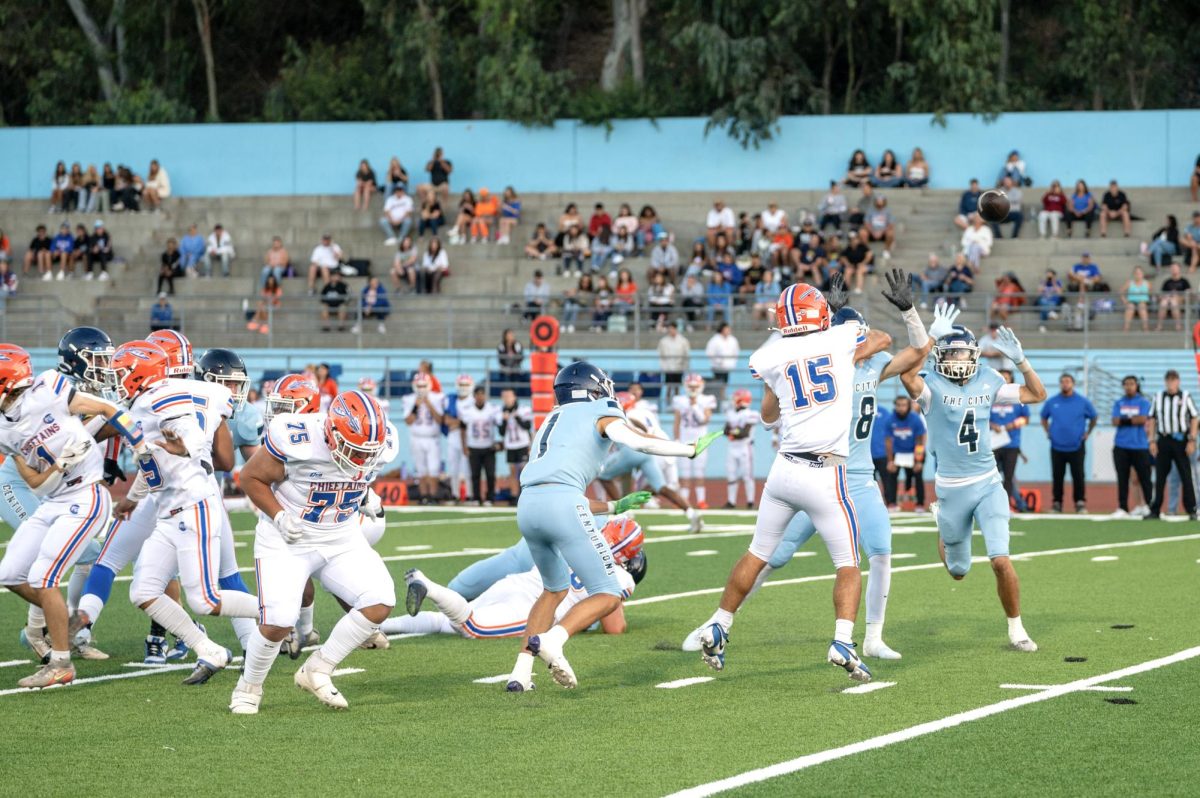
[[784, 356, 837, 409], [958, 408, 980, 454]]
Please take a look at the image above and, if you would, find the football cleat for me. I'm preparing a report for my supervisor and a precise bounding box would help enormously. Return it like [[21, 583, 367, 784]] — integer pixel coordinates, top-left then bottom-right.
[[229, 679, 263, 715], [504, 679, 535, 692], [19, 627, 52, 664], [828, 640, 872, 683], [1010, 638, 1039, 653], [687, 507, 704, 534], [71, 640, 110, 661], [527, 635, 578, 689], [294, 655, 349, 709], [144, 635, 168, 665], [699, 623, 728, 671], [280, 630, 303, 660], [681, 624, 707, 652], [862, 640, 902, 660], [359, 631, 390, 650], [301, 630, 321, 648], [18, 661, 75, 689], [405, 568, 428, 616], [67, 610, 90, 640], [182, 644, 231, 685]]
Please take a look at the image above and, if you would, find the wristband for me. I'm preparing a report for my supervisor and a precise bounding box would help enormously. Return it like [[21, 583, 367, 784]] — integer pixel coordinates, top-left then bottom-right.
[[106, 410, 144, 448], [900, 307, 929, 349], [606, 501, 616, 515]]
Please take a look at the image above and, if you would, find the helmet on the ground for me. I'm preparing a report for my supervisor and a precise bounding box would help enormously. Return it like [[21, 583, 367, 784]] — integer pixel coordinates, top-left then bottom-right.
[[553, 361, 614, 405], [602, 516, 644, 565]]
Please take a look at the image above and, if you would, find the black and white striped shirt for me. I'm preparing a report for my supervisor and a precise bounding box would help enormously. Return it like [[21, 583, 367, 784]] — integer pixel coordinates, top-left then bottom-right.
[[1150, 390, 1198, 437]]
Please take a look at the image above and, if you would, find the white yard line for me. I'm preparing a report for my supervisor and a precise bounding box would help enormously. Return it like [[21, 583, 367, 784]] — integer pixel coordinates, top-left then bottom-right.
[[656, 677, 714, 689], [386, 516, 515, 528], [330, 667, 365, 677], [473, 674, 512, 684], [0, 664, 194, 697], [842, 681, 896, 694], [999, 683, 1133, 692], [394, 545, 433, 552], [0, 660, 32, 669], [686, 550, 719, 557], [1091, 556, 1119, 562], [645, 530, 754, 544], [663, 646, 1200, 798]]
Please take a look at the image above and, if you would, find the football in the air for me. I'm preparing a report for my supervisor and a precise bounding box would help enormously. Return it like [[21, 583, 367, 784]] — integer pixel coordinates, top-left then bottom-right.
[[978, 189, 1010, 222]]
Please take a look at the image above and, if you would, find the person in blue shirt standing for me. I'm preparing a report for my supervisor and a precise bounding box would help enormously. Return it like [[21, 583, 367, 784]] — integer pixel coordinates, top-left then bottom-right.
[[1110, 375, 1152, 517], [884, 396, 927, 510], [990, 369, 1031, 511], [1040, 373, 1098, 512]]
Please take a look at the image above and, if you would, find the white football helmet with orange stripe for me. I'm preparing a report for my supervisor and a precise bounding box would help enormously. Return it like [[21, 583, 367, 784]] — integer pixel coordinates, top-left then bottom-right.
[[147, 330, 193, 377], [684, 373, 705, 398], [775, 283, 829, 336], [455, 374, 474, 399], [325, 390, 388, 475]]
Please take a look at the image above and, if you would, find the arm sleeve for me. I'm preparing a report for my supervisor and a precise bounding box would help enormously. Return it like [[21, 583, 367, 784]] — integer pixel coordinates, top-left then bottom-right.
[[604, 419, 695, 457], [994, 383, 1023, 405], [914, 384, 933, 414]]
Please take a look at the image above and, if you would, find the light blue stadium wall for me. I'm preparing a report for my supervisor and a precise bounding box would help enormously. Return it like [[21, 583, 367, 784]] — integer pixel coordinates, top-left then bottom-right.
[[3, 110, 1199, 199]]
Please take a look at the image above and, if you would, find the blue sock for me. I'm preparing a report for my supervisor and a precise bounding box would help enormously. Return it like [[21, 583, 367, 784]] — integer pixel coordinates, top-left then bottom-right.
[[219, 573, 251, 593], [82, 564, 117, 604]]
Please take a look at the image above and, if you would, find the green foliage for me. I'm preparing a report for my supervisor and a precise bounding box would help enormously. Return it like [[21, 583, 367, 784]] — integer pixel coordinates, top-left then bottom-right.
[[263, 39, 395, 122], [88, 83, 197, 125]]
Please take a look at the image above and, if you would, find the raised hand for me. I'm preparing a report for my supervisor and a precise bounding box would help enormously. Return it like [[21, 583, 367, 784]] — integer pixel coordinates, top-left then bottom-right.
[[994, 326, 1026, 365], [880, 268, 914, 311], [927, 302, 961, 341], [826, 271, 849, 313]]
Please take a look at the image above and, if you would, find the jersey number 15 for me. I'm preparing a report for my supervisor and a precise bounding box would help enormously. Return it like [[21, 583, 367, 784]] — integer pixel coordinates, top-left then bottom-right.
[[784, 356, 837, 409]]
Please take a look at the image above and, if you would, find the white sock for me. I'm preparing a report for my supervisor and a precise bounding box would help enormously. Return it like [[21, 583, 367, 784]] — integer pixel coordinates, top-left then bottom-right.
[[744, 564, 774, 601], [317, 609, 376, 668], [865, 554, 891, 625], [297, 604, 315, 637], [77, 594, 105, 626], [230, 617, 256, 650], [726, 481, 738, 506], [381, 612, 455, 635], [509, 651, 534, 684], [50, 649, 71, 664], [694, 486, 707, 504], [67, 563, 90, 613], [420, 576, 471, 626], [709, 608, 735, 633], [834, 618, 855, 644], [27, 604, 45, 630], [864, 622, 885, 645], [1007, 615, 1028, 641], [539, 624, 569, 650], [241, 628, 281, 686], [144, 596, 209, 648], [217, 590, 259, 618], [743, 477, 755, 504]]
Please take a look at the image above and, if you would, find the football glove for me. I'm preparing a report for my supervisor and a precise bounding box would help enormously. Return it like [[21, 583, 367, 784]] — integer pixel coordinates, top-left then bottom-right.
[[825, 271, 849, 313], [692, 430, 723, 458], [613, 491, 653, 515], [927, 302, 961, 341], [360, 488, 384, 520], [273, 511, 305, 545], [994, 326, 1026, 365], [879, 268, 914, 311], [55, 439, 93, 471], [102, 457, 127, 485]]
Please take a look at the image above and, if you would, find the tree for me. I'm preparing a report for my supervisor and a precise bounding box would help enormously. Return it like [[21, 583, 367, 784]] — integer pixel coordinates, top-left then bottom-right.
[[191, 0, 219, 120], [601, 0, 647, 90], [473, 0, 568, 124], [64, 0, 126, 103]]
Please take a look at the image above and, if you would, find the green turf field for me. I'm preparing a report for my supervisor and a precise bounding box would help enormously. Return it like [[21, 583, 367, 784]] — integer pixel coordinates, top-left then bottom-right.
[[1, 509, 1197, 797]]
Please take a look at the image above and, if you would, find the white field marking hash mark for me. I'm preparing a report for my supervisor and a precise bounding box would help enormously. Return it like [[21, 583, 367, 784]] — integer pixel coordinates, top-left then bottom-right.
[[686, 550, 719, 557], [842, 681, 896, 694], [473, 674, 512, 684], [1091, 556, 1119, 562], [663, 646, 1200, 798], [0, 660, 32, 668], [999, 683, 1133, 692], [656, 677, 715, 689]]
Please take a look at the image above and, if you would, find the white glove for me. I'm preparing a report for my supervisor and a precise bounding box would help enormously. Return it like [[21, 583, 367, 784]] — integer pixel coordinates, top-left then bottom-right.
[[360, 489, 384, 520], [133, 442, 154, 464], [927, 303, 961, 341], [994, 326, 1026, 365], [273, 510, 305, 545], [55, 439, 94, 471]]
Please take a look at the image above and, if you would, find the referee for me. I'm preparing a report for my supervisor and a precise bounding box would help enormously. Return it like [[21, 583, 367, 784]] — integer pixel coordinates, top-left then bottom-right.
[[1146, 369, 1199, 520]]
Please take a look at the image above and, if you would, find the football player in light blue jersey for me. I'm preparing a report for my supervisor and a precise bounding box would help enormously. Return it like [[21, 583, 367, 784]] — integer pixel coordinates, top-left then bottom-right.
[[899, 323, 1047, 652], [505, 362, 720, 691]]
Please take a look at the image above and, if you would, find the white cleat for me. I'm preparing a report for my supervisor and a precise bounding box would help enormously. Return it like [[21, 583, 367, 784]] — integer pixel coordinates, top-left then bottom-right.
[[828, 640, 872, 683], [1109, 508, 1130, 519], [229, 679, 263, 714], [18, 661, 75, 689], [359, 630, 390, 650], [528, 634, 577, 688], [1010, 638, 1039, 653], [294, 654, 349, 709], [862, 640, 903, 660], [71, 641, 110, 660], [19, 626, 52, 664], [687, 508, 704, 534], [681, 624, 706, 652]]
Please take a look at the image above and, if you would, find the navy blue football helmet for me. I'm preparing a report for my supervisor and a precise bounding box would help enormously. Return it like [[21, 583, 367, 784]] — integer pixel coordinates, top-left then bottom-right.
[[934, 325, 979, 382], [553, 361, 614, 405], [57, 326, 116, 396], [196, 347, 250, 409], [831, 306, 867, 330], [624, 550, 647, 585]]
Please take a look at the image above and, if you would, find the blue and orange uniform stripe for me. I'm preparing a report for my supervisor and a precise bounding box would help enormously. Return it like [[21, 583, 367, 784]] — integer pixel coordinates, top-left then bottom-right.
[[194, 499, 220, 610], [834, 465, 861, 565], [44, 484, 107, 587], [462, 614, 527, 638]]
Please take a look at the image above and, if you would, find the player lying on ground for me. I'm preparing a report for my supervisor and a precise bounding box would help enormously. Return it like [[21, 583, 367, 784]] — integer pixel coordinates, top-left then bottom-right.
[[384, 516, 646, 639]]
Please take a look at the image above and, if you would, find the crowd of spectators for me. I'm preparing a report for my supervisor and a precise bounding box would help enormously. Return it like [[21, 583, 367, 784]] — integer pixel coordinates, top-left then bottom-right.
[[48, 159, 170, 214]]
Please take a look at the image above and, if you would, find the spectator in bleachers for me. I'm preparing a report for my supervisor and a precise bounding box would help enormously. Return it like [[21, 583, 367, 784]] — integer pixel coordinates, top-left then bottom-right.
[[752, 269, 781, 320], [990, 272, 1025, 323], [260, 235, 290, 287], [954, 178, 983, 230], [50, 161, 69, 213], [497, 329, 524, 375], [113, 165, 142, 211], [848, 182, 874, 229], [613, 202, 638, 238], [1156, 262, 1190, 331], [450, 189, 475, 244], [918, 253, 947, 307], [680, 273, 705, 329], [315, 363, 339, 408], [385, 157, 409, 193], [824, 233, 843, 276], [524, 223, 556, 260], [69, 223, 88, 275], [978, 322, 1014, 371], [1098, 180, 1132, 237], [997, 150, 1031, 186], [792, 235, 826, 286], [861, 195, 897, 261], [1066, 252, 1104, 295], [420, 236, 449, 294], [1122, 266, 1152, 332], [843, 149, 871, 187], [1041, 373, 1097, 513], [201, 223, 235, 278], [592, 276, 614, 331], [657, 324, 690, 396], [706, 199, 736, 247], [248, 274, 282, 334], [0, 228, 9, 267], [590, 226, 615, 274], [588, 203, 612, 238], [1065, 180, 1097, 237], [471, 187, 498, 242], [716, 248, 742, 294], [648, 272, 676, 332], [81, 164, 100, 212], [818, 182, 847, 232], [905, 147, 930, 187], [705, 322, 740, 391], [85, 220, 112, 281], [353, 158, 378, 211], [991, 176, 1023, 238], [1142, 214, 1180, 268], [706, 270, 732, 327], [561, 273, 594, 334], [740, 252, 767, 295], [557, 203, 583, 246], [761, 201, 788, 235], [307, 232, 345, 294], [497, 186, 521, 245], [391, 235, 418, 291], [871, 149, 904, 188], [0, 260, 16, 296], [23, 224, 51, 277], [942, 252, 975, 307], [1111, 375, 1153, 518], [1181, 211, 1200, 271], [142, 159, 170, 212], [637, 204, 663, 250], [649, 232, 679, 282], [418, 190, 444, 238], [180, 223, 205, 275], [687, 241, 712, 278], [150, 293, 176, 331], [523, 269, 550, 320], [614, 268, 638, 315], [98, 163, 116, 212], [1036, 268, 1065, 332], [319, 271, 350, 332], [737, 212, 756, 255], [65, 163, 84, 211], [839, 229, 873, 295], [49, 223, 73, 282], [767, 224, 793, 270], [960, 213, 993, 268], [158, 237, 181, 295], [1038, 180, 1067, 239], [560, 223, 589, 277], [423, 147, 453, 203], [379, 185, 414, 245], [354, 276, 390, 335]]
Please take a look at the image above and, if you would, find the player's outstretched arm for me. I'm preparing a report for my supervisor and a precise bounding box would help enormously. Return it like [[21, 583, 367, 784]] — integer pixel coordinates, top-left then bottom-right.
[[993, 326, 1047, 403], [601, 417, 697, 458], [859, 329, 892, 360]]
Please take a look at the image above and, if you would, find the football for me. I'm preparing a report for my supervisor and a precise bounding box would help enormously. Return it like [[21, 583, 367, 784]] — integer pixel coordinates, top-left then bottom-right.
[[978, 189, 1010, 222]]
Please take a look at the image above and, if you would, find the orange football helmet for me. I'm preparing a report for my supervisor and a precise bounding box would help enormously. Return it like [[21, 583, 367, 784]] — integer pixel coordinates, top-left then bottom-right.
[[264, 373, 319, 422], [455, 374, 475, 399], [615, 390, 636, 412], [325, 390, 388, 475], [147, 330, 193, 377], [412, 373, 432, 394], [0, 344, 34, 410], [602, 516, 644, 565], [684, 373, 705, 397], [110, 341, 169, 402], [775, 283, 829, 336], [732, 388, 753, 409]]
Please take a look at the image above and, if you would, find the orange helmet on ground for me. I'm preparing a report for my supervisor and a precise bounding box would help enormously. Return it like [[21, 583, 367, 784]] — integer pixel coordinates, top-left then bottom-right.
[[775, 283, 829, 336], [602, 516, 644, 565], [147, 330, 193, 377], [325, 390, 388, 475], [264, 373, 319, 422]]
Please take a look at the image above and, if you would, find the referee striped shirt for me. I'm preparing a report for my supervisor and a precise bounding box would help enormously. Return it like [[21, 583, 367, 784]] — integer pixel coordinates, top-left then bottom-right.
[[1150, 390, 1198, 436]]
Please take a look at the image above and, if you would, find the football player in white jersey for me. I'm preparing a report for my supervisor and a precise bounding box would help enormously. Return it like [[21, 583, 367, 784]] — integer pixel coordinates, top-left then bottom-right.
[[386, 516, 645, 638], [231, 390, 399, 714], [403, 373, 444, 505], [724, 388, 760, 508], [0, 344, 142, 687], [673, 374, 718, 507], [441, 374, 474, 502], [357, 376, 390, 417], [108, 340, 260, 684], [695, 283, 892, 683]]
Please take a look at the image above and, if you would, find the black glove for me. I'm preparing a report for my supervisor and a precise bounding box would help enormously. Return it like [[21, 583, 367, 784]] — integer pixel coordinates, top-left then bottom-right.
[[102, 458, 126, 486], [880, 267, 914, 311], [825, 271, 848, 313]]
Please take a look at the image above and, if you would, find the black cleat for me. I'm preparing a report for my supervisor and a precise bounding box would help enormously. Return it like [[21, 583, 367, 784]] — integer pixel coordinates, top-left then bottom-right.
[[405, 574, 428, 617]]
